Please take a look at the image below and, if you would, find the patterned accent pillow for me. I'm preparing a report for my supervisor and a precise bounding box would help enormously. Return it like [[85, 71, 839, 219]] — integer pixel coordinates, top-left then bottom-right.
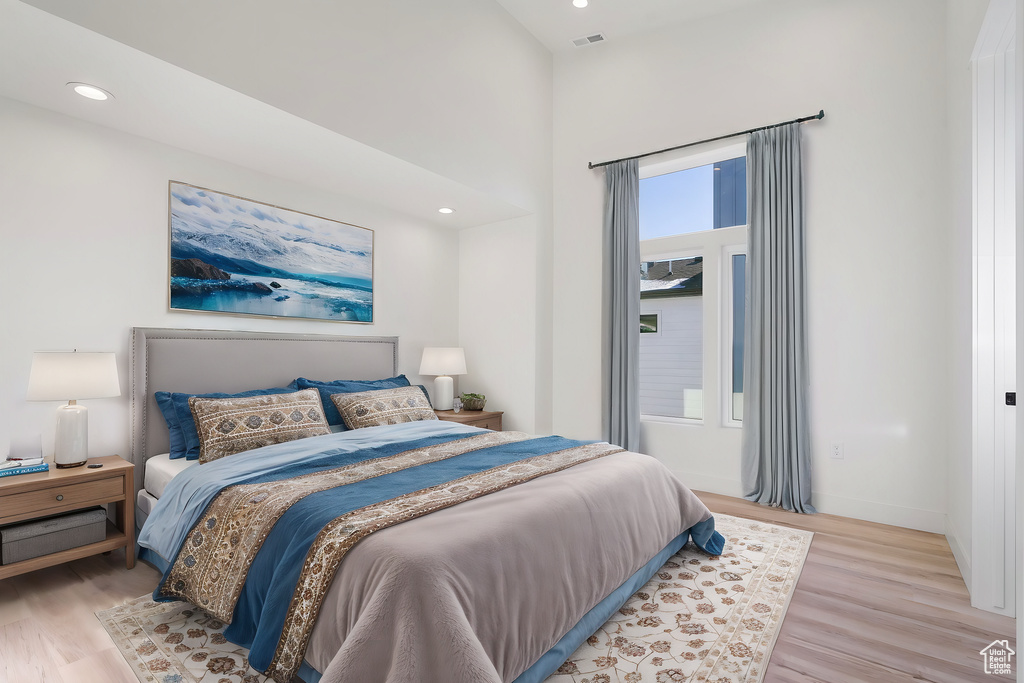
[[189, 389, 331, 464], [330, 386, 439, 430], [159, 386, 296, 460], [291, 376, 413, 427]]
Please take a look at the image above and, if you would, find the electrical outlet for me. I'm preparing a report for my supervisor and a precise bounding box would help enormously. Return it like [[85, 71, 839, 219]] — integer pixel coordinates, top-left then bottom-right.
[[830, 442, 844, 460]]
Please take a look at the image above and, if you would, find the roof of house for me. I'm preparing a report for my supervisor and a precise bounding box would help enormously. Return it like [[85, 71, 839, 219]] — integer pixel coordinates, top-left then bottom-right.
[[641, 257, 703, 298]]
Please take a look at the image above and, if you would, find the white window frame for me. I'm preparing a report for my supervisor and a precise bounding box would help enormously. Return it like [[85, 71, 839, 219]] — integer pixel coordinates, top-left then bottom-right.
[[641, 140, 746, 182], [721, 243, 746, 429], [640, 310, 662, 337], [638, 139, 748, 429]]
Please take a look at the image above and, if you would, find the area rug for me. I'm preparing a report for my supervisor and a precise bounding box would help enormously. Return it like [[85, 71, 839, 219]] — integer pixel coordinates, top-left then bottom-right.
[[96, 514, 811, 683], [546, 514, 812, 683]]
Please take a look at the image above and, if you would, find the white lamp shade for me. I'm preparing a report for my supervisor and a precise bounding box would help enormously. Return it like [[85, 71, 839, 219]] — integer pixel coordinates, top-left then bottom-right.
[[27, 352, 121, 401], [419, 347, 467, 376]]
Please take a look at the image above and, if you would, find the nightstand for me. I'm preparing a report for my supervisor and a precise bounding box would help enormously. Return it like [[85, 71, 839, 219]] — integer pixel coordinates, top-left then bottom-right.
[[435, 409, 503, 431], [0, 455, 135, 579]]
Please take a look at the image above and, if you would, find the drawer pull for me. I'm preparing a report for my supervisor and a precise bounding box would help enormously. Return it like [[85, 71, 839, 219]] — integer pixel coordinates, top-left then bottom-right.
[[56, 494, 63, 501]]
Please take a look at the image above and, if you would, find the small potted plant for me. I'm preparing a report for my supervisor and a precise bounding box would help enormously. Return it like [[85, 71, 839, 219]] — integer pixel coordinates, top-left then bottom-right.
[[460, 392, 486, 411]]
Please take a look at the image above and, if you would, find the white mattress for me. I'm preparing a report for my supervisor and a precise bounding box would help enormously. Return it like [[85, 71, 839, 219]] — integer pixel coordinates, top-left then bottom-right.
[[144, 452, 197, 499], [142, 429, 344, 501], [138, 488, 159, 518]]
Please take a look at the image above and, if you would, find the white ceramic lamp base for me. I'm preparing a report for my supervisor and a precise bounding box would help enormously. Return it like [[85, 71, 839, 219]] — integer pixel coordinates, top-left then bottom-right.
[[54, 402, 88, 468], [433, 375, 455, 410]]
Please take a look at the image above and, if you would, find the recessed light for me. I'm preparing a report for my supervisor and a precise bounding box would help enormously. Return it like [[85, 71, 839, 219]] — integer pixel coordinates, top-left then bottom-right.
[[67, 82, 113, 101], [573, 0, 588, 7], [438, 207, 455, 214]]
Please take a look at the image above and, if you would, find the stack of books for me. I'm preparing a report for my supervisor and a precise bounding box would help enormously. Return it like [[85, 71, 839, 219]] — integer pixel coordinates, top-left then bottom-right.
[[0, 456, 49, 478]]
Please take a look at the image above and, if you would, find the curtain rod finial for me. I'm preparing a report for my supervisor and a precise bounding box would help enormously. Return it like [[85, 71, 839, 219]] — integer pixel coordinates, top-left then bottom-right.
[[817, 109, 825, 119]]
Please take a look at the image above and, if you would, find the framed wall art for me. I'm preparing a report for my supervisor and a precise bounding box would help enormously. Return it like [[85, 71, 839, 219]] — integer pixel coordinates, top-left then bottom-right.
[[168, 182, 373, 323]]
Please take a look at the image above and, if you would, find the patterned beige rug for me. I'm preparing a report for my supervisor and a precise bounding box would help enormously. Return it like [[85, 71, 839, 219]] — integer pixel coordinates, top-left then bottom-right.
[[547, 514, 812, 683], [97, 514, 811, 683]]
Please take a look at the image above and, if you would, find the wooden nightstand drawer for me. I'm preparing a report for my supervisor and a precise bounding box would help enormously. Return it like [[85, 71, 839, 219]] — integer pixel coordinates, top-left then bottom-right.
[[0, 476, 123, 522], [434, 409, 503, 431], [473, 416, 503, 431]]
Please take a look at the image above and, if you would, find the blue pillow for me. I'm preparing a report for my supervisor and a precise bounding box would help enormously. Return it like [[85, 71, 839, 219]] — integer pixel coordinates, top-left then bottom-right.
[[170, 387, 297, 460], [293, 376, 412, 427], [155, 391, 188, 460]]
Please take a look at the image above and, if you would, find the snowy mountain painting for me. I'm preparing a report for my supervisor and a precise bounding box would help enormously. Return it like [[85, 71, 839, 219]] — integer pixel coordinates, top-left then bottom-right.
[[168, 182, 373, 322]]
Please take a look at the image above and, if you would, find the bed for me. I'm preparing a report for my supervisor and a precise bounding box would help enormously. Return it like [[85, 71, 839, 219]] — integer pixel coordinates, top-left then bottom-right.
[[129, 327, 723, 683]]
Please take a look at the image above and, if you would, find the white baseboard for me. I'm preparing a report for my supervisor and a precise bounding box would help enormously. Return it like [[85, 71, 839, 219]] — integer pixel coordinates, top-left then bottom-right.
[[811, 492, 945, 533], [945, 516, 972, 593], [662, 468, 946, 534]]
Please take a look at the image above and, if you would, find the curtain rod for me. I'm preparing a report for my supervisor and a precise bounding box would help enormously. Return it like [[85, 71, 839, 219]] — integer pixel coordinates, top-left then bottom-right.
[[587, 109, 825, 170]]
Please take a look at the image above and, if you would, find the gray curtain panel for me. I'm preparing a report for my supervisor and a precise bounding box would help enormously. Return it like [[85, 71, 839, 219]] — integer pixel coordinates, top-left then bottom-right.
[[604, 159, 641, 452], [741, 123, 816, 513]]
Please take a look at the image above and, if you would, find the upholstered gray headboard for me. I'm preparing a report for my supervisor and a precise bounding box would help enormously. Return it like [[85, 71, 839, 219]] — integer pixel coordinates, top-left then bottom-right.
[[129, 327, 398, 500]]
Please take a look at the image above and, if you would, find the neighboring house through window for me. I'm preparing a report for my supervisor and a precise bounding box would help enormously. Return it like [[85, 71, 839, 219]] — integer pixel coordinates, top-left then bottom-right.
[[639, 141, 747, 426]]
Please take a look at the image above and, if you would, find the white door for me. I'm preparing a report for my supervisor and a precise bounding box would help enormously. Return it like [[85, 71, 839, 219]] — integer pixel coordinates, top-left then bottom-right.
[[972, 0, 1017, 618]]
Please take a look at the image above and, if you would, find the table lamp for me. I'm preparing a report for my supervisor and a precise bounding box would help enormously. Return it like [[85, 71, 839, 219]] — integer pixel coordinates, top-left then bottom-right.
[[27, 351, 121, 468], [419, 347, 467, 410]]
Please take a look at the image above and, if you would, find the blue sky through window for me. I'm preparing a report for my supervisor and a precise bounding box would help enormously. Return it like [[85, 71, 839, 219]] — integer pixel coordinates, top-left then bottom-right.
[[640, 164, 714, 239]]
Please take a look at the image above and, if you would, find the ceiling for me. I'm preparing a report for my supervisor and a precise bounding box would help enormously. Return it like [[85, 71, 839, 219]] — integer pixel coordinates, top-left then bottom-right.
[[0, 0, 763, 229], [0, 0, 529, 230], [494, 0, 767, 52]]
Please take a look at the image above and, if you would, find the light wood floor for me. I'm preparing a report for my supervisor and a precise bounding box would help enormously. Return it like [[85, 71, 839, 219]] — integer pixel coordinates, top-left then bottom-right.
[[0, 497, 1015, 683], [699, 491, 1016, 682], [0, 549, 161, 683]]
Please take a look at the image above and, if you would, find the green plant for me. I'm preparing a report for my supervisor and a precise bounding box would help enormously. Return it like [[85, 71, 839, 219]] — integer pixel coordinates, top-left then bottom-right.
[[461, 392, 485, 400]]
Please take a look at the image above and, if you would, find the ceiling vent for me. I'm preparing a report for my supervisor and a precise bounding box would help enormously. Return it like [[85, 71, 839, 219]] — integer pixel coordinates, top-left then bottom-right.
[[572, 33, 606, 48]]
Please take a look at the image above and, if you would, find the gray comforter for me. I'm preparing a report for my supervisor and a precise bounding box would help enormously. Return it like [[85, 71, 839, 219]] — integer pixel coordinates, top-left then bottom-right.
[[308, 450, 714, 683]]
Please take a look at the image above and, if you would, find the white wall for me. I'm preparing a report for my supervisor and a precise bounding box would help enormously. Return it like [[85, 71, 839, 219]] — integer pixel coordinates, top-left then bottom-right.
[[0, 97, 460, 460], [553, 0, 958, 532], [459, 216, 539, 432], [12, 0, 556, 439]]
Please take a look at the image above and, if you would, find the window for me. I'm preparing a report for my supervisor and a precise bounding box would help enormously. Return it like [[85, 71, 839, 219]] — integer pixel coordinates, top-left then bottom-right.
[[640, 156, 746, 238], [728, 251, 746, 424], [638, 142, 747, 426], [640, 313, 660, 334], [640, 257, 703, 419]]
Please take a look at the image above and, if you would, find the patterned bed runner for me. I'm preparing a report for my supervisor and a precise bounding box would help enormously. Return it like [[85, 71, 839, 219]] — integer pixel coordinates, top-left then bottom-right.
[[160, 431, 529, 616]]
